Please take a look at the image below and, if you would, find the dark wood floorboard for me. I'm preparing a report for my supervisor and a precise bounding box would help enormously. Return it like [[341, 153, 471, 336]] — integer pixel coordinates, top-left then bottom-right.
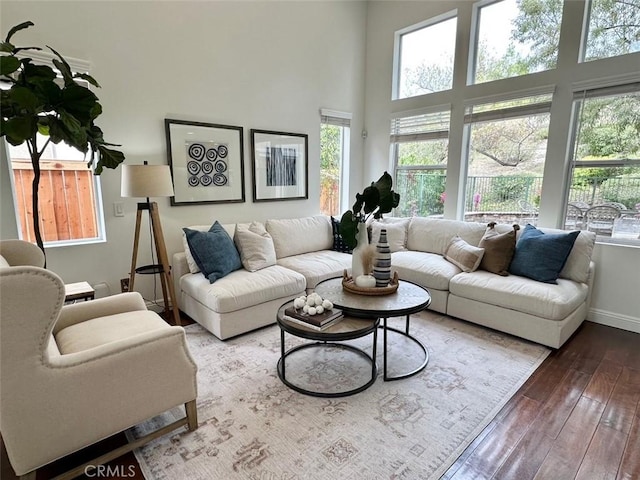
[[2, 317, 638, 480]]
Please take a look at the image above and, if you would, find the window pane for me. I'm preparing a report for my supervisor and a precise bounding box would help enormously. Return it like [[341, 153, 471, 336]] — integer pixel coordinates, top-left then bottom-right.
[[583, 0, 640, 61], [395, 140, 448, 217], [397, 16, 457, 99], [320, 124, 343, 216], [472, 0, 562, 84], [464, 113, 550, 225], [7, 135, 103, 245], [566, 92, 640, 239]]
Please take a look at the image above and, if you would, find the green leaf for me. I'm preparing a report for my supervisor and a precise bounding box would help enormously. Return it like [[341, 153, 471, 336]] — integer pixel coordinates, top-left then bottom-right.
[[61, 83, 98, 124], [8, 86, 41, 113], [94, 145, 125, 175], [59, 109, 82, 133], [74, 72, 101, 88], [2, 116, 37, 144], [49, 47, 74, 85], [339, 210, 359, 249], [5, 21, 34, 43], [22, 62, 57, 84], [0, 42, 15, 53], [361, 185, 380, 214], [0, 55, 20, 75]]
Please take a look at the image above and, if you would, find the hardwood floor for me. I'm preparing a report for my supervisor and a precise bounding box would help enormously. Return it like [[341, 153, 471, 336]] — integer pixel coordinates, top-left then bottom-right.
[[2, 318, 638, 480]]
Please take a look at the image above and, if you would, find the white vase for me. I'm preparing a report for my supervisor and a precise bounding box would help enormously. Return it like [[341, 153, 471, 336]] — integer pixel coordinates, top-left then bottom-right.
[[350, 223, 369, 280]]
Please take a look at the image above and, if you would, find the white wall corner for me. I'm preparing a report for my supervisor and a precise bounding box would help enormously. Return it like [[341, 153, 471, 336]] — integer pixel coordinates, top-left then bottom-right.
[[588, 308, 640, 334]]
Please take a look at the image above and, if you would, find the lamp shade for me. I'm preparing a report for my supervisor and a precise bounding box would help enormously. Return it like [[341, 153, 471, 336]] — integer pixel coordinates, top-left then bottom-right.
[[121, 164, 174, 198]]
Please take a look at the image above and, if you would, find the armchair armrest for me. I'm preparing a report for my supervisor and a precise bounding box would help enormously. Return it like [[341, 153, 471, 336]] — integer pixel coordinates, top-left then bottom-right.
[[54, 292, 147, 334], [172, 251, 189, 310]]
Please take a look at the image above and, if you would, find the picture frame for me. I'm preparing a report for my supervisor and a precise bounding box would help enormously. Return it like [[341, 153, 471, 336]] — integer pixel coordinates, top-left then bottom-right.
[[165, 119, 245, 205], [251, 129, 308, 202]]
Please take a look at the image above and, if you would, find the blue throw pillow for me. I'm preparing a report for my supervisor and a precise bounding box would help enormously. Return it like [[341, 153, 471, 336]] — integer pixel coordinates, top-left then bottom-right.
[[183, 222, 242, 283], [509, 224, 580, 284]]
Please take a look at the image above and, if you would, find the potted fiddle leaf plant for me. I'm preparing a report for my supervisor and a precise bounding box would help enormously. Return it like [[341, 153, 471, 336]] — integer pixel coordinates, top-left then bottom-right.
[[339, 171, 400, 249], [339, 172, 400, 282], [0, 21, 125, 258]]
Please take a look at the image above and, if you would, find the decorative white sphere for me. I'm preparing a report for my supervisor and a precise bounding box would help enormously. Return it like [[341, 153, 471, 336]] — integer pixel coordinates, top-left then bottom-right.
[[322, 299, 333, 310], [293, 298, 305, 309], [316, 305, 324, 314], [303, 305, 310, 313], [306, 297, 316, 307], [308, 306, 317, 315]]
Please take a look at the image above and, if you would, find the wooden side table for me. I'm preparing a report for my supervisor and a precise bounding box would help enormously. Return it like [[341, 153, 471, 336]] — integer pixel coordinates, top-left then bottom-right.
[[64, 281, 95, 303]]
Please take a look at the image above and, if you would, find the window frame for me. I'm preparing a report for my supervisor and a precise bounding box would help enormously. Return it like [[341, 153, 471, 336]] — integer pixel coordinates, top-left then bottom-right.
[[320, 109, 351, 216], [392, 9, 458, 100]]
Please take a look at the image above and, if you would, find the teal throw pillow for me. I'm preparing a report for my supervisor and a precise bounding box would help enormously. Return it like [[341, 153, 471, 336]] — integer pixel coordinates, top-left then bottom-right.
[[183, 222, 242, 283], [509, 224, 580, 284]]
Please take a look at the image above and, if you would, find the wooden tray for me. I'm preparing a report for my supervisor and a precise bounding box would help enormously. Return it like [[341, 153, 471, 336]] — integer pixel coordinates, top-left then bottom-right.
[[341, 270, 399, 296]]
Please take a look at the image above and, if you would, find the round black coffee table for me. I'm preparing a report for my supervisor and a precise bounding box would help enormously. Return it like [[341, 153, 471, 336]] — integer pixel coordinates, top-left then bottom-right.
[[276, 301, 379, 397], [314, 277, 431, 381]]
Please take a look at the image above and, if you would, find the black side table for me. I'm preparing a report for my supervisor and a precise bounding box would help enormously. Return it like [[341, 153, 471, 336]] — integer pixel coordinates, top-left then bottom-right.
[[276, 301, 379, 397], [314, 277, 431, 381]]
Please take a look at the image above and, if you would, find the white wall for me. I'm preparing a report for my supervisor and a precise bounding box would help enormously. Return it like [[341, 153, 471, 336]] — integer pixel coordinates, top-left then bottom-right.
[[1, 1, 367, 300], [363, 1, 640, 332]]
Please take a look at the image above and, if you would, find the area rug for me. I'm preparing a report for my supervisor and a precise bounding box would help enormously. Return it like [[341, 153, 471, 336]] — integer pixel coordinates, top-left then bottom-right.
[[130, 311, 549, 480]]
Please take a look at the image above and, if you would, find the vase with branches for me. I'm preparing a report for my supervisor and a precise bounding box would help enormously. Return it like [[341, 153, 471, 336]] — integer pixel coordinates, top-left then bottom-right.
[[0, 21, 125, 259]]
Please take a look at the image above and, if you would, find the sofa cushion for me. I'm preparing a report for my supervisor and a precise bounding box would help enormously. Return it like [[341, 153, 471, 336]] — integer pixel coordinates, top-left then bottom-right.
[[479, 223, 520, 276], [520, 227, 595, 284], [370, 219, 409, 252], [407, 217, 486, 255], [277, 250, 352, 289], [182, 223, 236, 274], [234, 221, 276, 272], [450, 270, 588, 320], [391, 250, 461, 291], [510, 224, 579, 284], [330, 217, 353, 253], [444, 236, 485, 273], [55, 311, 168, 355], [180, 265, 306, 313], [184, 222, 242, 283], [266, 216, 333, 258]]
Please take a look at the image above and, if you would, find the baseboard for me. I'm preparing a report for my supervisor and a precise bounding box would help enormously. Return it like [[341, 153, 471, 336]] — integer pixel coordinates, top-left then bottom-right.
[[588, 308, 640, 334]]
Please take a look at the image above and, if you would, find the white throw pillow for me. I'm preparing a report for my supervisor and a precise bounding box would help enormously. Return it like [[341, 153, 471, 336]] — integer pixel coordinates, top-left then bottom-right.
[[0, 254, 9, 268], [234, 221, 277, 272], [444, 235, 485, 273], [370, 219, 409, 252]]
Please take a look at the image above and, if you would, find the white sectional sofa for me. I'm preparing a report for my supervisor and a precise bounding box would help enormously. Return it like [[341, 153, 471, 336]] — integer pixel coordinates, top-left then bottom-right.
[[173, 215, 595, 348]]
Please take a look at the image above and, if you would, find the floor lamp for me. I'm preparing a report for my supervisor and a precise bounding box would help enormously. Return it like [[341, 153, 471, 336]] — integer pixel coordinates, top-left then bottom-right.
[[121, 162, 181, 326]]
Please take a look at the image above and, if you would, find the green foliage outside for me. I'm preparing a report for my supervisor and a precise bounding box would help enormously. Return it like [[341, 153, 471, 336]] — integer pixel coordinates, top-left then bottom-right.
[[320, 124, 341, 215]]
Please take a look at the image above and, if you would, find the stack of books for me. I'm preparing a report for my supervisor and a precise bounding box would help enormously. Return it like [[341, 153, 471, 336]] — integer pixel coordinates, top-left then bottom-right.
[[283, 306, 344, 331]]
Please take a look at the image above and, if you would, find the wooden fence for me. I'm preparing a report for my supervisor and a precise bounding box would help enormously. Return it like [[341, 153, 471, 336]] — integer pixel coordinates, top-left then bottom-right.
[[12, 159, 98, 243]]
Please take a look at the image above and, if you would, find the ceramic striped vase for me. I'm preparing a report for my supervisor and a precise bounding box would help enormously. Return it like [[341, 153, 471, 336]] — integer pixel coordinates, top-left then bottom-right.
[[373, 228, 391, 287]]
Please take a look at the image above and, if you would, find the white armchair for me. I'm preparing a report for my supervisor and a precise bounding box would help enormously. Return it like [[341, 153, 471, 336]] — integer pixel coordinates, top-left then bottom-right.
[[0, 241, 198, 479]]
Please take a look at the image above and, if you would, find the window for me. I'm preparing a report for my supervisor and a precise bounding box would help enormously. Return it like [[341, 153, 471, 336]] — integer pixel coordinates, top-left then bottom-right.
[[565, 84, 640, 240], [463, 94, 552, 225], [320, 109, 351, 216], [392, 110, 449, 217], [470, 0, 563, 84], [394, 12, 457, 99], [581, 0, 640, 62], [3, 53, 106, 247]]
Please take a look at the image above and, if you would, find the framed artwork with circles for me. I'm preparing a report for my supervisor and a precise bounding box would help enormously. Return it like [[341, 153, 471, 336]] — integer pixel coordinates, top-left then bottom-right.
[[165, 119, 245, 205]]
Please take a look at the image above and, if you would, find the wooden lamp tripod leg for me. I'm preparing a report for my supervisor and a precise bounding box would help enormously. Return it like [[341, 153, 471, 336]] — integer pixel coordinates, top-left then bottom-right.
[[129, 207, 144, 292], [149, 202, 181, 326]]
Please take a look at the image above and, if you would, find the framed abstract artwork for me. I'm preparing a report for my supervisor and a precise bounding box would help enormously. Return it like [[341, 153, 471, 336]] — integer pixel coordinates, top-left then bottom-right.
[[165, 119, 245, 205], [250, 129, 308, 202]]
